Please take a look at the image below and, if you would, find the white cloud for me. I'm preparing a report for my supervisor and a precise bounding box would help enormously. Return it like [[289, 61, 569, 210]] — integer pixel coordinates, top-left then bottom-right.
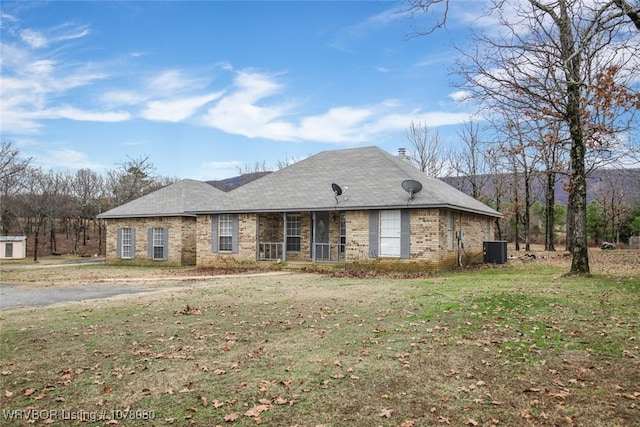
[[198, 70, 472, 144], [19, 23, 90, 49], [141, 92, 224, 122], [47, 106, 131, 122], [20, 29, 47, 48], [298, 106, 375, 143], [191, 160, 244, 180], [449, 90, 471, 102], [202, 70, 295, 138], [147, 70, 188, 93], [33, 147, 108, 171]]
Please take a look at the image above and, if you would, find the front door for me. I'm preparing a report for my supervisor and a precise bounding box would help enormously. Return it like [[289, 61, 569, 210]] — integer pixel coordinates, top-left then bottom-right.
[[314, 212, 330, 260]]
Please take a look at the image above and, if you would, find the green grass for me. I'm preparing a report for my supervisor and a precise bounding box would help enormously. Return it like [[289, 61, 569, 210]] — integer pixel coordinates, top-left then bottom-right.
[[1, 253, 639, 426]]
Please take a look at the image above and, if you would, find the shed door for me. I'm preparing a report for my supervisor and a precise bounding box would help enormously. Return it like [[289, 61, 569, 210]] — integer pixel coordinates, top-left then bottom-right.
[[5, 243, 13, 258]]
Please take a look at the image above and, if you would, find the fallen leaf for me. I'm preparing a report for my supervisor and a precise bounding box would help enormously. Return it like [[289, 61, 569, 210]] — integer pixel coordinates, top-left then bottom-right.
[[23, 388, 36, 396], [468, 419, 479, 426], [245, 404, 270, 417], [379, 408, 394, 418], [5, 390, 14, 398], [275, 397, 288, 405], [224, 413, 239, 422], [400, 421, 415, 427], [104, 386, 112, 393]]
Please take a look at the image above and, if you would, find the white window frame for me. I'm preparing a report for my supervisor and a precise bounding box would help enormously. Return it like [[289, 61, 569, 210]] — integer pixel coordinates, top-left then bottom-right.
[[121, 227, 133, 259], [379, 210, 401, 257], [286, 213, 301, 252], [152, 227, 165, 260], [219, 214, 233, 252]]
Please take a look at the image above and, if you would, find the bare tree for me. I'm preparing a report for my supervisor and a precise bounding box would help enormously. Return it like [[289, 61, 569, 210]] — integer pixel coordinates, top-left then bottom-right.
[[406, 0, 640, 275], [237, 161, 270, 175], [449, 121, 491, 198], [105, 155, 163, 206], [0, 141, 32, 235], [69, 169, 104, 255], [406, 120, 447, 176], [613, 0, 640, 31], [502, 116, 543, 252], [17, 169, 68, 261], [276, 154, 303, 170], [537, 123, 568, 251]]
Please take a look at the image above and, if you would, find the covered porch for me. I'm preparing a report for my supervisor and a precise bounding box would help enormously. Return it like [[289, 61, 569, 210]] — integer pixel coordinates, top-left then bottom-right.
[[256, 211, 346, 263]]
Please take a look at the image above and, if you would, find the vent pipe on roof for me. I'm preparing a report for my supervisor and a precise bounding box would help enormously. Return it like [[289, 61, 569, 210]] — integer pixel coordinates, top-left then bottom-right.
[[398, 147, 406, 157]]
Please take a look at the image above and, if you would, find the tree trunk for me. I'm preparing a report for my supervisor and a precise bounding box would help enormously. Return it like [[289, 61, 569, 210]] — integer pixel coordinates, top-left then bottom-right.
[[558, 0, 589, 275], [524, 169, 531, 252], [545, 170, 556, 251], [33, 224, 40, 262]]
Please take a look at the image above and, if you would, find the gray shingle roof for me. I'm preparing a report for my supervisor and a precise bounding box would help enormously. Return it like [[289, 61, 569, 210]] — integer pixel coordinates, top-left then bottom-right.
[[191, 146, 501, 217], [98, 179, 225, 218]]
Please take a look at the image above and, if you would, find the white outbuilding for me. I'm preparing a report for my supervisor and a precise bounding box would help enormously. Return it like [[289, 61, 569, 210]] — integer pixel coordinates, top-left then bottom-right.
[[0, 236, 27, 260]]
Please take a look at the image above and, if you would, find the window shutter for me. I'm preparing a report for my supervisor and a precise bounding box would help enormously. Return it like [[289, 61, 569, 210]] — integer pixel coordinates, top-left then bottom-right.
[[232, 214, 239, 254], [401, 209, 411, 259], [163, 228, 169, 260], [131, 229, 136, 259], [368, 210, 379, 258], [211, 215, 219, 253], [147, 228, 153, 259], [116, 228, 122, 258]]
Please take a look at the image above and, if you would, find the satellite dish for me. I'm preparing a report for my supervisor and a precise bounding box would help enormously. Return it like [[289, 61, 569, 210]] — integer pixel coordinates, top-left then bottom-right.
[[402, 179, 423, 200], [332, 183, 343, 204]]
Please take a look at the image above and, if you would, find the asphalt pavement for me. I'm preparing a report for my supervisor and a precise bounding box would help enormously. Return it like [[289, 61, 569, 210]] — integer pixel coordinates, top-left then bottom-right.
[[0, 283, 153, 310]]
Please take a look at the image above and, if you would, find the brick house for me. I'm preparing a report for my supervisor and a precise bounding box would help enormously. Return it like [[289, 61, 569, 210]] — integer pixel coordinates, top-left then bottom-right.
[[100, 147, 501, 270], [99, 179, 225, 266]]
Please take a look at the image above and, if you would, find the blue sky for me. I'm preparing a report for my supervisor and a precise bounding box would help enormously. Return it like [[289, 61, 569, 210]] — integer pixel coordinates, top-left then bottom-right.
[[1, 1, 483, 180]]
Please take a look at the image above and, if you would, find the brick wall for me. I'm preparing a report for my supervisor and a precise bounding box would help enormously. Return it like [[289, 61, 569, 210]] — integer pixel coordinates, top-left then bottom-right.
[[108, 209, 496, 270], [196, 214, 257, 266], [104, 216, 196, 266], [344, 208, 493, 270]]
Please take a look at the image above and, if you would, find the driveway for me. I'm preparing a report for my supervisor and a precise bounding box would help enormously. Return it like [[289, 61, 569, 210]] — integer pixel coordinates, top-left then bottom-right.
[[0, 282, 153, 310]]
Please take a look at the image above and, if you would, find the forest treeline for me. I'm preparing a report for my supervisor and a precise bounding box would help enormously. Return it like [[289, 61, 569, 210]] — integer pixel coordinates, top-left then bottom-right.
[[2, 140, 639, 262]]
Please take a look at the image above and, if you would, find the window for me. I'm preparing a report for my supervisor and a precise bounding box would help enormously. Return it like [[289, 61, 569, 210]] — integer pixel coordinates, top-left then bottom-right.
[[339, 213, 346, 253], [212, 214, 238, 254], [121, 228, 133, 258], [379, 210, 401, 257], [286, 214, 301, 251], [5, 243, 13, 258], [151, 227, 166, 260], [219, 214, 233, 252], [447, 211, 454, 249]]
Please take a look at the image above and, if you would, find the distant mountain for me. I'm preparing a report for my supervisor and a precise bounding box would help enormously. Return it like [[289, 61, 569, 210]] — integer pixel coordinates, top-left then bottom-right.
[[206, 171, 272, 192], [440, 168, 640, 206]]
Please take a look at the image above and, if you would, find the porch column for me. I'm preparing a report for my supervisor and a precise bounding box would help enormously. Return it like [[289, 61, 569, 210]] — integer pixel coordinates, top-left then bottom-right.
[[255, 214, 260, 260], [312, 211, 316, 263], [282, 212, 287, 262]]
